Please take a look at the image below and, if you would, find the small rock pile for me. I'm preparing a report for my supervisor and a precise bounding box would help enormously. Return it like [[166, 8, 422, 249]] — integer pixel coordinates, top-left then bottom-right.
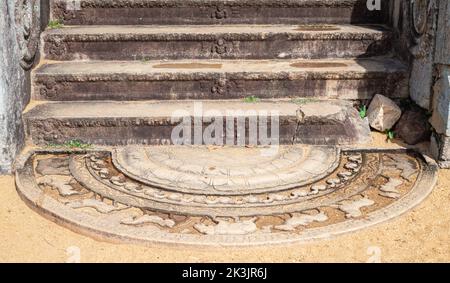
[[365, 94, 431, 145]]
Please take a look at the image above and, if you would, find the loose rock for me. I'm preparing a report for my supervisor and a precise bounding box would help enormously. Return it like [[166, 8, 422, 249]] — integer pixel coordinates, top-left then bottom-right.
[[367, 94, 402, 131], [394, 108, 432, 145]]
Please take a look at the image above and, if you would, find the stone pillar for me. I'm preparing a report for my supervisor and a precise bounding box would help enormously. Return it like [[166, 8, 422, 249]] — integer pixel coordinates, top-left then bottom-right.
[[430, 0, 450, 167], [409, 0, 438, 110], [390, 0, 438, 109], [0, 0, 41, 174]]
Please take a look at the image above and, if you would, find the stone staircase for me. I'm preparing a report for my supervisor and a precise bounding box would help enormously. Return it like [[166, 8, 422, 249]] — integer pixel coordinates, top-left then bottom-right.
[[24, 0, 408, 146], [15, 0, 442, 247]]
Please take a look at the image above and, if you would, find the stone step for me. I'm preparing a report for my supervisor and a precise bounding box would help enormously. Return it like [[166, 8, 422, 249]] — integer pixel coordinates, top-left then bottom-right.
[[23, 100, 370, 146], [43, 24, 392, 60], [51, 0, 389, 26], [34, 58, 408, 101]]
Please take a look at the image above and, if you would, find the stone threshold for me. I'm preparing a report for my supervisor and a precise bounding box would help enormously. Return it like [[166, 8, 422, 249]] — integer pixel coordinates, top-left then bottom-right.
[[23, 99, 371, 146]]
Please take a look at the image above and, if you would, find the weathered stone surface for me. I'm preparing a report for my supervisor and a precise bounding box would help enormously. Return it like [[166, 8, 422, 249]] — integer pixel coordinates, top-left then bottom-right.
[[35, 157, 70, 175], [194, 219, 258, 235], [430, 66, 450, 135], [367, 94, 402, 131], [36, 175, 79, 196], [121, 215, 176, 228], [390, 0, 437, 110], [410, 53, 434, 110], [295, 101, 371, 144], [67, 199, 127, 213], [70, 148, 366, 217], [431, 133, 450, 168], [408, 0, 438, 110], [14, 148, 438, 245], [435, 0, 450, 65], [17, 0, 397, 169], [336, 196, 375, 218], [428, 0, 450, 168], [113, 145, 340, 194], [378, 178, 402, 199], [42, 25, 392, 60], [51, 0, 389, 25], [274, 211, 328, 231], [33, 58, 408, 101], [0, 0, 40, 174], [394, 107, 431, 145], [23, 100, 299, 146], [23, 100, 371, 146]]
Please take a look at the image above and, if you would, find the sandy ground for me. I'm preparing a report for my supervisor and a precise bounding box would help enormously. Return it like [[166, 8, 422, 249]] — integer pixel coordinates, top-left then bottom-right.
[[1, 133, 449, 263]]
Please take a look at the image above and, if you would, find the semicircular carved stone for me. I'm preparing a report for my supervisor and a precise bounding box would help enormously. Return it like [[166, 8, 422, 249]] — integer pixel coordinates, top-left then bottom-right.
[[113, 145, 341, 195], [15, 0, 41, 70], [15, 148, 438, 246]]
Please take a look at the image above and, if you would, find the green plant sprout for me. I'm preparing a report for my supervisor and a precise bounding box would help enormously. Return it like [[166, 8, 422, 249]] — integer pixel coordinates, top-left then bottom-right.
[[359, 105, 367, 119], [47, 19, 64, 29], [291, 98, 320, 105], [385, 129, 395, 141], [243, 96, 260, 103], [47, 140, 92, 149]]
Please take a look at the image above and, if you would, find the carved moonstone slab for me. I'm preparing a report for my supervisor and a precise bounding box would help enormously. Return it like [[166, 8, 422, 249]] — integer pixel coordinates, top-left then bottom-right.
[[15, 148, 438, 246], [113, 145, 340, 195]]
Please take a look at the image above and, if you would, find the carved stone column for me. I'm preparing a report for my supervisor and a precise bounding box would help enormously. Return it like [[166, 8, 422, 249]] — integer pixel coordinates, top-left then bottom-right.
[[408, 0, 437, 110]]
